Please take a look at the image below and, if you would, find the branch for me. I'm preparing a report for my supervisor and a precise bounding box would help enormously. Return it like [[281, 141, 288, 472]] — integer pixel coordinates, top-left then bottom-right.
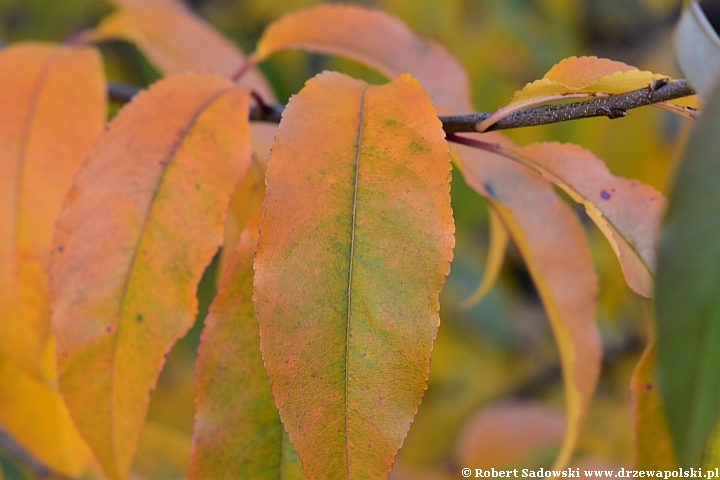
[[107, 79, 697, 133]]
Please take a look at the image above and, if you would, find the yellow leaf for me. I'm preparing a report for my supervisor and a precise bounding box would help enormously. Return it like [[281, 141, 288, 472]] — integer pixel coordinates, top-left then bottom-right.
[[253, 4, 471, 113], [92, 6, 275, 100], [455, 135, 601, 469], [631, 341, 679, 470], [0, 340, 92, 477], [478, 56, 699, 131], [0, 43, 104, 477], [191, 222, 305, 479], [460, 207, 509, 309], [254, 72, 454, 479], [50, 74, 252, 480]]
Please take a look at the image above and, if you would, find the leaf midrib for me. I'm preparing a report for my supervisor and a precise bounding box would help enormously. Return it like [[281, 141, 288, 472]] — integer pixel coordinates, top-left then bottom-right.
[[345, 86, 367, 479]]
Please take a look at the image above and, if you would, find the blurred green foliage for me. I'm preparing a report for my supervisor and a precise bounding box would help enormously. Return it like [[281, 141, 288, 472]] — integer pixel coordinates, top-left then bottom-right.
[[0, 0, 688, 477]]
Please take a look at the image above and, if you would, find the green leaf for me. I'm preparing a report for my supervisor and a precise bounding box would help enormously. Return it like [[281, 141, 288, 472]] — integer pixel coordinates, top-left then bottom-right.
[[190, 223, 305, 479], [655, 79, 720, 468]]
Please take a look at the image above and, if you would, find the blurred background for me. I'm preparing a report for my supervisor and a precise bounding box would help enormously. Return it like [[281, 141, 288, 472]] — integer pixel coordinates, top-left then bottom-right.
[[0, 0, 694, 478]]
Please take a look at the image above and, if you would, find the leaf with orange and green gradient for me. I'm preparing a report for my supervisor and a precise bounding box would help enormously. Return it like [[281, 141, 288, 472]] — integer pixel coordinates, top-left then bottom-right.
[[0, 340, 92, 477], [252, 4, 471, 113], [191, 222, 305, 480], [50, 74, 252, 480], [454, 136, 600, 469], [487, 142, 665, 298], [478, 56, 699, 131], [456, 402, 565, 469], [92, 6, 274, 99], [631, 341, 678, 470], [0, 43, 105, 377], [254, 72, 454, 479]]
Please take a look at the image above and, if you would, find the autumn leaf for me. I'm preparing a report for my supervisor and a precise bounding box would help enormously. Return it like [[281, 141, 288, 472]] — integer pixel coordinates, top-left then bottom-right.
[[50, 74, 252, 480], [455, 401, 566, 469], [254, 72, 454, 479], [478, 56, 699, 131], [0, 340, 93, 477], [460, 208, 509, 309], [485, 142, 665, 298], [0, 43, 104, 476], [92, 6, 274, 99], [0, 43, 106, 376], [454, 137, 601, 469], [251, 4, 471, 113], [191, 221, 305, 479], [655, 78, 720, 468], [630, 341, 678, 470]]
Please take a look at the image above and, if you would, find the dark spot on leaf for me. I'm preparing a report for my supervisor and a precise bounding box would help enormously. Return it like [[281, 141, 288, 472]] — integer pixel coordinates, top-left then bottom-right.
[[484, 182, 496, 199], [195, 183, 200, 190], [58, 246, 64, 253], [385, 119, 398, 127], [136, 314, 143, 323], [645, 383, 653, 392], [106, 326, 113, 333], [601, 190, 612, 200]]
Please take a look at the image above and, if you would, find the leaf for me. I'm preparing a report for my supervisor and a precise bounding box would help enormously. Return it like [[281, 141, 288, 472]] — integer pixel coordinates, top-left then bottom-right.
[[252, 4, 471, 113], [50, 74, 252, 480], [655, 79, 720, 468], [675, 1, 720, 96], [0, 341, 92, 477], [478, 56, 698, 131], [0, 43, 106, 376], [191, 221, 305, 480], [630, 341, 678, 470], [460, 208, 509, 309], [0, 43, 104, 476], [92, 6, 275, 100], [254, 72, 454, 479], [455, 401, 566, 469], [454, 136, 600, 469], [495, 142, 665, 298]]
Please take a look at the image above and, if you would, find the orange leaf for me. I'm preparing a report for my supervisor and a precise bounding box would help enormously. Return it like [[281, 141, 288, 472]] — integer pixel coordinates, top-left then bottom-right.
[[254, 72, 454, 479], [478, 56, 699, 131], [191, 222, 305, 479], [456, 401, 566, 469], [92, 6, 275, 100], [631, 341, 679, 470], [253, 4, 471, 113], [499, 142, 665, 298], [455, 136, 600, 469], [0, 43, 106, 376], [50, 74, 252, 480]]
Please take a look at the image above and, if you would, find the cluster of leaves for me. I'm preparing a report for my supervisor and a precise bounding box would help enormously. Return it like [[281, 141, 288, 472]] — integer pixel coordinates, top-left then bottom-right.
[[0, 0, 717, 479]]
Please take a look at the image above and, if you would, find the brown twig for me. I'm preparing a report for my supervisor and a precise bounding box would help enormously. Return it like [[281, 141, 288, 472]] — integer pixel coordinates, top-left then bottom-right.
[[108, 79, 696, 133]]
